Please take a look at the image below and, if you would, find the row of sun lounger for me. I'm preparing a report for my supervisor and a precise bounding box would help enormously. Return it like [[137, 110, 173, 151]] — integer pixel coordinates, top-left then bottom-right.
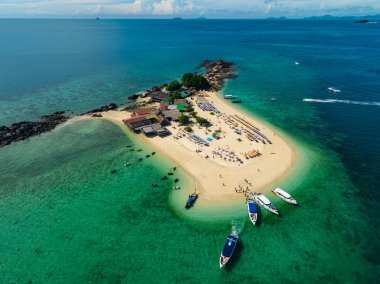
[[232, 115, 272, 144], [188, 133, 209, 146]]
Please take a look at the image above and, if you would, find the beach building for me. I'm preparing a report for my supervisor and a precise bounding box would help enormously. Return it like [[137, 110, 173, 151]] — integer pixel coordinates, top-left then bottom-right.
[[141, 123, 171, 137], [123, 116, 158, 132], [149, 92, 171, 102], [131, 108, 152, 117], [168, 105, 178, 110], [176, 104, 186, 112], [162, 109, 181, 121], [174, 99, 189, 107], [159, 102, 169, 110]]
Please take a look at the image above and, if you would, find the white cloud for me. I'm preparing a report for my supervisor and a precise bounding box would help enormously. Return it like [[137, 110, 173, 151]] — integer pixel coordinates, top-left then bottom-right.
[[0, 0, 379, 18], [152, 0, 177, 15]]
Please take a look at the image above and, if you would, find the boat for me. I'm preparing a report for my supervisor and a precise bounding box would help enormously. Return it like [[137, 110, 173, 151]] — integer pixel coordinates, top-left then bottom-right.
[[223, 95, 237, 99], [294, 61, 300, 65], [219, 233, 239, 268], [327, 87, 341, 93], [151, 183, 158, 187], [252, 193, 279, 215], [173, 186, 181, 190], [185, 193, 198, 209], [145, 155, 151, 158], [168, 172, 174, 176], [247, 200, 258, 225], [160, 176, 167, 180], [152, 152, 156, 155], [174, 178, 179, 183], [138, 157, 143, 161], [269, 97, 277, 101], [231, 99, 242, 103], [271, 188, 298, 205]]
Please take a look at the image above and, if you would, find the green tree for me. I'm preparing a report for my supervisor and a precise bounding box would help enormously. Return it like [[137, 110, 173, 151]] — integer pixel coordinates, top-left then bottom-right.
[[171, 90, 181, 100], [196, 116, 209, 125], [166, 80, 182, 91], [178, 115, 190, 125], [181, 73, 210, 90], [184, 126, 193, 132]]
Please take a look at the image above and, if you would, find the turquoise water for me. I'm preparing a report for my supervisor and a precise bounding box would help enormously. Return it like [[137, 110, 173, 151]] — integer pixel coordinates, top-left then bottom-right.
[[0, 19, 379, 282]]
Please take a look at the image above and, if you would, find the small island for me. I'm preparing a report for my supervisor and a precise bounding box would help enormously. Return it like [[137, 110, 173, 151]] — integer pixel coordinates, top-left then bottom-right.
[[355, 19, 377, 24], [89, 60, 297, 203]]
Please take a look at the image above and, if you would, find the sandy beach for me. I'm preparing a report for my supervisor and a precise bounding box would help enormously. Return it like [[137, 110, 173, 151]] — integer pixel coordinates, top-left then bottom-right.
[[93, 90, 298, 203]]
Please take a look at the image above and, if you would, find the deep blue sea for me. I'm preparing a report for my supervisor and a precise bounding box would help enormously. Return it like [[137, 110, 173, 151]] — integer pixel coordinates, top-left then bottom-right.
[[0, 19, 379, 283]]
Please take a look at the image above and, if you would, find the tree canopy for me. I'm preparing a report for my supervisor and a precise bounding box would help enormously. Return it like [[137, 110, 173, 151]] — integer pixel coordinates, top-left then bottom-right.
[[181, 73, 210, 90], [195, 116, 209, 125], [178, 115, 190, 125], [166, 80, 182, 91]]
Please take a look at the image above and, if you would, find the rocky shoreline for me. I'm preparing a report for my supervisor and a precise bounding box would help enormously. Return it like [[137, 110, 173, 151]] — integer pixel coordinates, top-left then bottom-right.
[[0, 112, 69, 148], [199, 60, 237, 91]]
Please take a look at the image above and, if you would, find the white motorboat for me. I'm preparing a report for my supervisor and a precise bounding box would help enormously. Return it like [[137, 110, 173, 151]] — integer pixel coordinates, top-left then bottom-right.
[[272, 188, 298, 205], [223, 95, 237, 99], [327, 87, 341, 93], [252, 193, 279, 215]]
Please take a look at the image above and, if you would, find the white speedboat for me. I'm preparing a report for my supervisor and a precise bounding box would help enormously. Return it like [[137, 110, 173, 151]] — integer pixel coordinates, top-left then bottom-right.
[[327, 87, 341, 93], [252, 193, 279, 215], [219, 233, 239, 268], [223, 95, 237, 99], [247, 200, 258, 225], [294, 61, 300, 65], [272, 188, 298, 205]]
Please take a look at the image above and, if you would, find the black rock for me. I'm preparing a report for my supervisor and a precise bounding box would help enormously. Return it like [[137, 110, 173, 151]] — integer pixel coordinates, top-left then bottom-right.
[[0, 111, 68, 148]]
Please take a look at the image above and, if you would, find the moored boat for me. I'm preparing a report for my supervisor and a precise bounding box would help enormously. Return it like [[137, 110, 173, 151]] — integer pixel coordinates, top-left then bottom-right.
[[220, 233, 239, 268], [231, 99, 242, 103], [185, 193, 198, 209], [223, 94, 237, 99], [252, 193, 279, 215], [247, 200, 258, 225], [327, 87, 341, 93], [271, 188, 298, 205]]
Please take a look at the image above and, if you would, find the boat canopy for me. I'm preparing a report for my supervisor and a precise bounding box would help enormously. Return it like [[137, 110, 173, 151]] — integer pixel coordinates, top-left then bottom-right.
[[258, 194, 271, 205], [275, 188, 291, 198], [248, 201, 257, 213], [222, 235, 238, 257]]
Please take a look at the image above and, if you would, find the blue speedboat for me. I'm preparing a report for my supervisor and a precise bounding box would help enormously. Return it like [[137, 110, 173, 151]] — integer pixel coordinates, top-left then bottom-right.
[[185, 193, 198, 209], [247, 200, 258, 225], [219, 234, 239, 268]]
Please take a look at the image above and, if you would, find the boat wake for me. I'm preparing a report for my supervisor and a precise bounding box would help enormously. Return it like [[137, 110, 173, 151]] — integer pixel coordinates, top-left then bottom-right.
[[303, 98, 380, 107], [231, 219, 244, 235]]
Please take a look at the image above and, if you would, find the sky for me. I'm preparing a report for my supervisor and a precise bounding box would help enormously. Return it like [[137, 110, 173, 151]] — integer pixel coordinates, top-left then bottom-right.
[[0, 0, 379, 19]]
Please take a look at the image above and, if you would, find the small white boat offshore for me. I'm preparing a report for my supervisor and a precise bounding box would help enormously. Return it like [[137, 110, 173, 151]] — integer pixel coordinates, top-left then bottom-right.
[[294, 61, 300, 65], [223, 94, 237, 99], [252, 193, 279, 215], [327, 87, 341, 93], [272, 188, 298, 205], [247, 200, 258, 225]]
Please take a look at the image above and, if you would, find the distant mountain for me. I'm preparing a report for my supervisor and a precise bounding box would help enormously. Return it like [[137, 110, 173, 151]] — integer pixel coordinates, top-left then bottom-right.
[[266, 16, 287, 20], [302, 14, 380, 21]]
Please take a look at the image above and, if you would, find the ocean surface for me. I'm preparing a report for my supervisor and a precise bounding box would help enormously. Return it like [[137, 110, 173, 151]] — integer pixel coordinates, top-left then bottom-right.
[[0, 19, 379, 283]]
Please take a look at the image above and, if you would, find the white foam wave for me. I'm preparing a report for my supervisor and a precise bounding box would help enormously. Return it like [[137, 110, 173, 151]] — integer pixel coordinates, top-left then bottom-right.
[[303, 98, 380, 106]]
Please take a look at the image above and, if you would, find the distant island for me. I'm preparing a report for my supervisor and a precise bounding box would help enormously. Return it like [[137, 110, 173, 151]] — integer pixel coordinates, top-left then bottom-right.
[[355, 19, 377, 24]]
